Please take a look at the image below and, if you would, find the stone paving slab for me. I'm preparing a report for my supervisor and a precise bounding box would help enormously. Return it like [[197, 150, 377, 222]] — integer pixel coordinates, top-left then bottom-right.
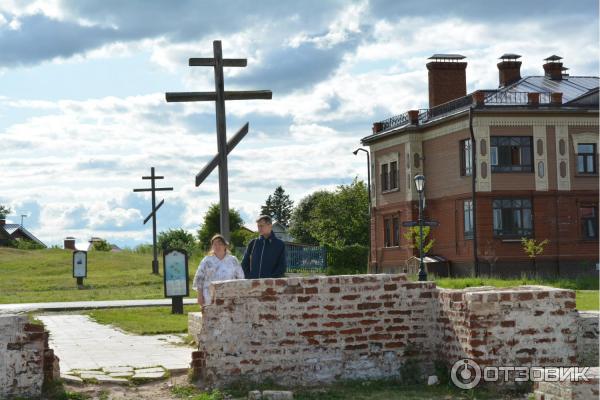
[[37, 314, 193, 372]]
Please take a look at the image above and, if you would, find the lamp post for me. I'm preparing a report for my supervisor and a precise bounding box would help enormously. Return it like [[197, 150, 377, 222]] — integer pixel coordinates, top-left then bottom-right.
[[353, 148, 373, 272], [414, 174, 427, 281]]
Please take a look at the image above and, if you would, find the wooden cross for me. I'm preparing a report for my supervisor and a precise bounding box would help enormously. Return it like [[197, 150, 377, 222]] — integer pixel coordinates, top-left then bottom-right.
[[133, 167, 173, 274], [166, 40, 272, 241]]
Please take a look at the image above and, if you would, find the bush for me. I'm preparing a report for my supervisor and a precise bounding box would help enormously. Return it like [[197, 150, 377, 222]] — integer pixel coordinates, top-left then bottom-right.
[[158, 228, 201, 257], [230, 229, 256, 248], [326, 244, 368, 275], [91, 239, 112, 251], [11, 238, 46, 250]]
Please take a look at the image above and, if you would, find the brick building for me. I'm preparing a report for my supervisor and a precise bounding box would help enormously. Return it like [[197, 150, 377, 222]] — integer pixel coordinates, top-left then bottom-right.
[[361, 54, 598, 277]]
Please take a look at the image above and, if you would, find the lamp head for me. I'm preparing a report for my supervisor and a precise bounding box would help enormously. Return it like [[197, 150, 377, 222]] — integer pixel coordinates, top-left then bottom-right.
[[414, 174, 425, 193], [352, 149, 359, 155]]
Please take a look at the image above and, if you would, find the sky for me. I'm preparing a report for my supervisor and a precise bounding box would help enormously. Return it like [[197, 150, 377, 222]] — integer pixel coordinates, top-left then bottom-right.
[[0, 0, 598, 248]]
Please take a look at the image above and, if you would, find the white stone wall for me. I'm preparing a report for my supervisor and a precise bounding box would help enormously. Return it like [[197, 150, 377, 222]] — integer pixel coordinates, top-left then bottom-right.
[[577, 311, 599, 367], [0, 315, 46, 399]]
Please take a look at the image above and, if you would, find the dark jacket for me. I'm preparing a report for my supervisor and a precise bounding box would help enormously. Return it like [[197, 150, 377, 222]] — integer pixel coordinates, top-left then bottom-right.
[[241, 232, 286, 279]]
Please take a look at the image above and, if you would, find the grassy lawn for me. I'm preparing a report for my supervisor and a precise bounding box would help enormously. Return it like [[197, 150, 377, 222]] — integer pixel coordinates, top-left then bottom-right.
[[83, 305, 199, 335], [171, 380, 526, 400], [575, 290, 599, 310], [0, 247, 203, 303]]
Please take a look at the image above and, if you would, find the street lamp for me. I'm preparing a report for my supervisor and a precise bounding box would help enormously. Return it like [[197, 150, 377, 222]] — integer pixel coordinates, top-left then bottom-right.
[[353, 148, 373, 272], [413, 174, 427, 281]]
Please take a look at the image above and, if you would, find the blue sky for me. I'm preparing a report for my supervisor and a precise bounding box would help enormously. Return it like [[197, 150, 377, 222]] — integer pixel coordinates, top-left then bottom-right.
[[0, 0, 598, 248]]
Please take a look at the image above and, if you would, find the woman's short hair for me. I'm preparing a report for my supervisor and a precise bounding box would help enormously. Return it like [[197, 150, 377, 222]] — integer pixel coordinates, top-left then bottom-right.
[[208, 234, 230, 256]]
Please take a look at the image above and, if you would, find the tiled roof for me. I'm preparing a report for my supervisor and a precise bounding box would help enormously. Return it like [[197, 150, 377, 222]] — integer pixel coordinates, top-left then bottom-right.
[[3, 224, 46, 247]]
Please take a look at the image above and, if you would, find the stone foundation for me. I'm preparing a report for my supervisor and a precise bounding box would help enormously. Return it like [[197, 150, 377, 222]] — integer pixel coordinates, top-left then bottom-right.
[[0, 314, 60, 399], [188, 275, 590, 387]]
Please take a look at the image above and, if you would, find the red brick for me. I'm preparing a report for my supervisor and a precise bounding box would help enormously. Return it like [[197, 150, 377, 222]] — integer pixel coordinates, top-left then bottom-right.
[[564, 301, 576, 309], [342, 294, 360, 301], [297, 296, 311, 303], [275, 279, 287, 286], [384, 342, 405, 348], [536, 292, 549, 299], [330, 287, 341, 293], [500, 293, 511, 301], [500, 321, 515, 328], [323, 321, 343, 328], [357, 302, 381, 310], [327, 312, 363, 319], [345, 344, 368, 350], [516, 292, 533, 301], [340, 328, 362, 335], [419, 291, 433, 298], [369, 333, 392, 341], [304, 287, 318, 294], [518, 328, 538, 335], [387, 326, 409, 332], [259, 314, 278, 321], [359, 319, 379, 325], [384, 284, 397, 291], [302, 313, 320, 319]]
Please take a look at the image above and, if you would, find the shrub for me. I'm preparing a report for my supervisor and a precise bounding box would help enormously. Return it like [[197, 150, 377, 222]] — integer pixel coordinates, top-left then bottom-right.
[[11, 238, 46, 250], [326, 244, 368, 275]]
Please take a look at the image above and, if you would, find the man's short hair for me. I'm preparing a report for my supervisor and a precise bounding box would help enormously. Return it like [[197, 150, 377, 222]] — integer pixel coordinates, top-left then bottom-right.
[[256, 215, 272, 224]]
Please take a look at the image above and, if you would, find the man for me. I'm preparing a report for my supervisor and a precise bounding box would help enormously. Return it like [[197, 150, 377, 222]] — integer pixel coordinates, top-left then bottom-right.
[[242, 215, 287, 279]]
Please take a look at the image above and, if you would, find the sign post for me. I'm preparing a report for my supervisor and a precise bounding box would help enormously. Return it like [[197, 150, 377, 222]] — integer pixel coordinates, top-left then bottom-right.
[[72, 250, 87, 288], [163, 249, 189, 314]]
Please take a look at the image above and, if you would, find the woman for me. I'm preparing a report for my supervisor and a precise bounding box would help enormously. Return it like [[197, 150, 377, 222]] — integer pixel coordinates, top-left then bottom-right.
[[192, 234, 245, 307]]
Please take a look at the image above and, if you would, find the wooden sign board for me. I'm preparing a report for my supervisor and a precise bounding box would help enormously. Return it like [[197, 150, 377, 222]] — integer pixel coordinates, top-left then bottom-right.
[[163, 249, 189, 298], [72, 251, 87, 278]]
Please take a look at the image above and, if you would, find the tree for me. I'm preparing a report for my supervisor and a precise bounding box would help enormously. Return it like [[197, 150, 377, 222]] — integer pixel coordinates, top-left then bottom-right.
[[197, 203, 244, 249], [403, 226, 435, 255], [260, 186, 294, 227], [289, 191, 332, 244], [308, 178, 369, 247], [521, 237, 549, 276], [158, 228, 198, 256], [0, 205, 11, 219]]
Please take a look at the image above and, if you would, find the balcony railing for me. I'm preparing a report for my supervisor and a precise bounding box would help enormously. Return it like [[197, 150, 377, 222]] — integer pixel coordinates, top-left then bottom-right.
[[374, 91, 554, 134]]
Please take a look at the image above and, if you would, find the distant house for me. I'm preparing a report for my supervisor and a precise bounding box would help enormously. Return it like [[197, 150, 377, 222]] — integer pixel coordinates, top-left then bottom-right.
[[272, 221, 294, 243], [0, 218, 46, 248]]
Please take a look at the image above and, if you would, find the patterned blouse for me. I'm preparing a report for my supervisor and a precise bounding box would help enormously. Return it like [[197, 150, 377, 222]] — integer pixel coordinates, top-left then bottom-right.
[[192, 254, 245, 304]]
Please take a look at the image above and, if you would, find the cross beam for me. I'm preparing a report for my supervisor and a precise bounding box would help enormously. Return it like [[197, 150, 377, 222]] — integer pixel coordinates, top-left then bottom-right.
[[165, 40, 271, 241], [195, 122, 248, 187], [133, 167, 173, 274]]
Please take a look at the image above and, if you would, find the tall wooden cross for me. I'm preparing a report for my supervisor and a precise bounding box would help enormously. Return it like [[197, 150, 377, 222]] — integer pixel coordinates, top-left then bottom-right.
[[133, 167, 173, 274], [166, 40, 272, 241]]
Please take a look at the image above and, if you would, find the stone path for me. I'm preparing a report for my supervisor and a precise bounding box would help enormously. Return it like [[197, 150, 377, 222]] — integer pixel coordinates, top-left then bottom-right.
[[37, 314, 193, 374], [0, 298, 197, 314]]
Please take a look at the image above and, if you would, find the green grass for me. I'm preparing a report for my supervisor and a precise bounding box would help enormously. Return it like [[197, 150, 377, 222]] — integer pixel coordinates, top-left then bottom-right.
[[191, 379, 526, 400], [575, 290, 599, 310], [0, 247, 203, 303], [83, 305, 199, 335]]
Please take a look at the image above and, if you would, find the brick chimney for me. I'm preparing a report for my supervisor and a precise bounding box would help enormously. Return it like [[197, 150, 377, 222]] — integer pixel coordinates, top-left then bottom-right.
[[64, 237, 76, 250], [497, 53, 522, 87], [426, 54, 467, 108], [0, 218, 5, 227], [543, 55, 564, 80]]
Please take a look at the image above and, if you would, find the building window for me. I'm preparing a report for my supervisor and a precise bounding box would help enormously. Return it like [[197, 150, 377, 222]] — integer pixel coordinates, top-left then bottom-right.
[[392, 217, 400, 246], [390, 161, 398, 190], [464, 200, 473, 239], [493, 199, 533, 237], [581, 206, 598, 240], [490, 136, 533, 172], [381, 164, 389, 192], [577, 143, 597, 174], [384, 217, 400, 247], [460, 139, 472, 176]]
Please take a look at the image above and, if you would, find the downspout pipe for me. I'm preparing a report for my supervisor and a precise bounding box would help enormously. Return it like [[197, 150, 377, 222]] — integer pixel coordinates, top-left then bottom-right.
[[469, 107, 479, 277]]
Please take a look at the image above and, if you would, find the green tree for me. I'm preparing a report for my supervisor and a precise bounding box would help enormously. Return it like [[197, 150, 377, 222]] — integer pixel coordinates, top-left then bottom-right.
[[260, 186, 294, 227], [521, 237, 549, 276], [0, 205, 11, 219], [197, 203, 244, 249], [403, 226, 435, 255], [289, 191, 332, 244], [308, 178, 369, 247], [158, 228, 198, 256]]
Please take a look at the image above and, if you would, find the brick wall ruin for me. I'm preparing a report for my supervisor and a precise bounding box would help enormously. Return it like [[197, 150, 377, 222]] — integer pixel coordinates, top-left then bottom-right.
[[190, 274, 589, 387], [0, 314, 60, 399]]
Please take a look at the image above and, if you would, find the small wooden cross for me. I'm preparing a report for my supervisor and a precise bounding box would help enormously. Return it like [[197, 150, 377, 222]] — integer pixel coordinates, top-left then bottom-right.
[[133, 167, 173, 274]]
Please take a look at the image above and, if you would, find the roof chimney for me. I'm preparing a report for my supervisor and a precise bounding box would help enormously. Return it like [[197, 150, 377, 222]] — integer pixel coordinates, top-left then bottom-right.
[[64, 237, 76, 250], [543, 55, 564, 80], [497, 53, 522, 87], [426, 54, 467, 108], [0, 218, 5, 227]]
